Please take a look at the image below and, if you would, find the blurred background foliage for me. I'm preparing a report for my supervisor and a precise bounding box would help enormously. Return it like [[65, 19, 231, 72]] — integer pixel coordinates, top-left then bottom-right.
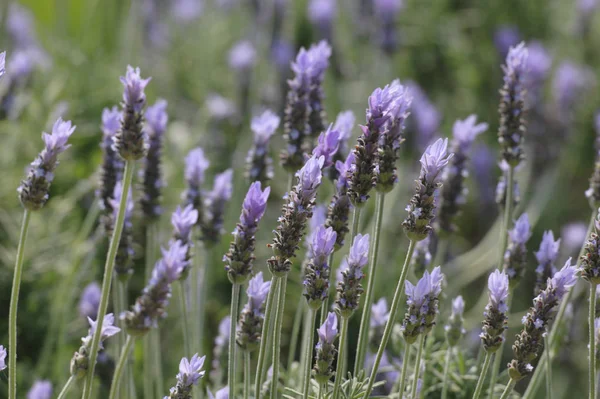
[[0, 0, 599, 397]]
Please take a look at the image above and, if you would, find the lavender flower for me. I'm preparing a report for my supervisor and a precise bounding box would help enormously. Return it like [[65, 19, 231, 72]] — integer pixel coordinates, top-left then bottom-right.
[[495, 160, 522, 209], [165, 354, 206, 399], [508, 259, 577, 380], [211, 316, 230, 385], [498, 42, 528, 167], [201, 169, 233, 245], [313, 312, 339, 384], [445, 296, 466, 347], [237, 272, 271, 351], [308, 0, 336, 38], [70, 314, 121, 378], [108, 182, 135, 280], [368, 298, 389, 351], [122, 240, 188, 336], [78, 282, 101, 320], [480, 270, 509, 353], [0, 345, 6, 371], [373, 0, 403, 53], [325, 152, 354, 249], [183, 147, 210, 219], [140, 99, 168, 220], [171, 0, 204, 22], [336, 233, 370, 317], [268, 156, 324, 275], [403, 138, 453, 241], [580, 214, 600, 284], [224, 182, 271, 283], [303, 226, 337, 309], [18, 118, 76, 210], [503, 213, 532, 287], [327, 110, 356, 175], [406, 81, 441, 152], [437, 115, 488, 233], [228, 41, 256, 72], [526, 41, 552, 104], [494, 26, 520, 59], [97, 107, 124, 228], [552, 62, 594, 124], [113, 66, 151, 161], [312, 125, 340, 168], [27, 380, 52, 399], [205, 94, 236, 122], [207, 387, 229, 399], [534, 231, 561, 294], [402, 267, 444, 343], [306, 205, 328, 253], [411, 236, 432, 278], [246, 109, 280, 184], [171, 204, 199, 278], [0, 52, 5, 79], [562, 222, 588, 255], [307, 41, 332, 145]]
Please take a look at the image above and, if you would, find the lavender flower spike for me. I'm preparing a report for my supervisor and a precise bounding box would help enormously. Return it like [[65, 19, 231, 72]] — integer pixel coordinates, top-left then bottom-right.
[[237, 272, 271, 351], [336, 233, 370, 317], [201, 169, 234, 246], [224, 182, 271, 283], [70, 314, 121, 378], [78, 282, 101, 320], [172, 204, 199, 278], [327, 110, 356, 180], [445, 296, 466, 347], [0, 52, 6, 79], [183, 147, 210, 219], [534, 230, 561, 294], [113, 66, 151, 161], [18, 118, 76, 210], [303, 226, 337, 309], [313, 312, 339, 384], [246, 109, 280, 184], [97, 106, 124, 228], [580, 213, 600, 284], [503, 213, 532, 287], [27, 380, 52, 399], [402, 266, 444, 343], [508, 259, 577, 380], [307, 41, 332, 145], [312, 125, 340, 168], [165, 354, 206, 399], [480, 270, 509, 353], [498, 42, 528, 167], [325, 152, 354, 250], [0, 345, 6, 371], [403, 138, 453, 241]]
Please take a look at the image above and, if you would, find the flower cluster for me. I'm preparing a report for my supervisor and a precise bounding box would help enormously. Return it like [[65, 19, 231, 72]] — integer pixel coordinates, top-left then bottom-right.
[[503, 213, 532, 288], [534, 230, 561, 294], [335, 233, 370, 317], [108, 182, 135, 280], [508, 260, 577, 380], [402, 267, 444, 344], [236, 272, 271, 352], [18, 118, 76, 210], [183, 147, 210, 220], [223, 182, 270, 283], [200, 170, 233, 246], [403, 138, 453, 241], [165, 354, 206, 399], [325, 152, 354, 250], [445, 296, 466, 347], [313, 312, 338, 384], [246, 110, 280, 184], [327, 110, 356, 181], [411, 236, 432, 278], [406, 81, 441, 152], [480, 270, 509, 353], [97, 106, 123, 230], [580, 214, 600, 285], [303, 226, 337, 309], [307, 41, 332, 145], [70, 314, 121, 378], [171, 204, 199, 279]]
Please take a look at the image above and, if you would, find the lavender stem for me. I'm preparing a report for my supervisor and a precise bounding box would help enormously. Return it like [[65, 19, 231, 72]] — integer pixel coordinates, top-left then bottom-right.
[[108, 335, 135, 399], [591, 284, 597, 399], [144, 223, 157, 399], [271, 276, 288, 399], [8, 209, 31, 399], [441, 347, 452, 399], [228, 284, 241, 398], [57, 375, 75, 399], [255, 276, 280, 397], [331, 316, 349, 399], [301, 309, 317, 398], [410, 334, 426, 399], [397, 343, 412, 398], [362, 240, 417, 399], [178, 281, 191, 355], [320, 252, 335, 325], [244, 351, 251, 399], [82, 159, 135, 399], [288, 302, 306, 381], [545, 334, 552, 399], [499, 378, 516, 399], [472, 352, 493, 399]]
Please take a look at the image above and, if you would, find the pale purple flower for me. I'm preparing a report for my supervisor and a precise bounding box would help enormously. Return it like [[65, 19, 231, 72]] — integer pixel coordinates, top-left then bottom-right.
[[102, 106, 121, 137], [306, 205, 328, 251], [348, 233, 370, 269], [552, 62, 594, 115], [335, 152, 355, 190], [312, 125, 340, 167], [561, 222, 588, 255], [229, 41, 256, 71], [452, 115, 488, 151], [451, 295, 465, 317], [0, 52, 5, 79], [39, 118, 76, 167], [494, 26, 520, 58], [88, 313, 121, 345], [184, 148, 210, 187], [317, 312, 338, 345], [145, 99, 168, 137], [251, 110, 280, 145], [296, 156, 325, 200], [405, 266, 443, 307], [535, 231, 560, 269], [503, 42, 528, 85], [549, 258, 577, 297], [307, 40, 332, 80], [205, 94, 236, 120], [419, 138, 453, 184], [27, 380, 52, 399], [370, 298, 389, 328], [155, 240, 189, 283], [7, 4, 39, 49], [487, 270, 509, 312], [208, 387, 229, 399], [171, 0, 203, 22], [171, 205, 199, 241], [367, 82, 402, 128], [333, 110, 356, 146], [0, 345, 6, 371], [120, 66, 151, 113], [208, 169, 234, 202], [308, 0, 336, 27], [240, 182, 270, 227], [310, 225, 337, 262], [177, 354, 206, 387], [527, 41, 552, 86], [271, 39, 294, 70], [79, 282, 101, 319], [407, 81, 441, 151], [247, 272, 271, 313], [509, 213, 532, 244]]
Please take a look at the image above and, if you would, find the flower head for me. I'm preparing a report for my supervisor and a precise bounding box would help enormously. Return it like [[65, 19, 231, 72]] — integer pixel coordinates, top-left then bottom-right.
[[452, 115, 488, 150], [120, 66, 151, 113], [509, 213, 532, 244], [503, 42, 528, 81], [348, 233, 370, 269], [308, 0, 336, 27], [419, 138, 453, 184], [535, 231, 560, 266], [310, 225, 337, 262], [228, 40, 256, 71], [317, 312, 338, 344], [176, 354, 206, 387], [312, 125, 340, 168], [27, 380, 52, 399], [333, 110, 356, 147], [251, 110, 280, 145], [549, 258, 577, 297], [307, 40, 332, 81], [241, 182, 270, 226], [0, 51, 5, 79], [88, 313, 121, 344], [208, 169, 234, 202], [296, 156, 325, 200], [335, 152, 355, 190], [247, 272, 271, 313], [207, 387, 229, 399], [185, 148, 210, 187], [451, 296, 465, 317], [145, 99, 168, 136], [155, 240, 189, 283], [102, 106, 121, 138], [488, 270, 509, 311], [78, 282, 101, 320], [171, 205, 199, 241]]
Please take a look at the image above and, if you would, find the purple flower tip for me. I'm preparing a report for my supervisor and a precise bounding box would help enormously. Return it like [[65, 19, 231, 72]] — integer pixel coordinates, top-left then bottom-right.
[[177, 354, 206, 387], [79, 282, 101, 320], [535, 230, 560, 265], [551, 258, 577, 297], [209, 169, 234, 202], [509, 213, 532, 244], [504, 42, 528, 78], [296, 156, 325, 197], [370, 298, 389, 327], [185, 147, 210, 186], [452, 115, 488, 149], [310, 225, 337, 260], [88, 313, 121, 342], [0, 345, 6, 371], [171, 204, 199, 240], [120, 65, 151, 113], [488, 270, 509, 310], [247, 272, 271, 313], [228, 40, 256, 71], [0, 51, 5, 79], [307, 40, 332, 78], [419, 137, 453, 183], [333, 110, 356, 143], [251, 109, 280, 145], [451, 296, 465, 317], [527, 41, 552, 84], [406, 266, 444, 306], [43, 117, 76, 155], [317, 312, 338, 344], [308, 0, 336, 25], [102, 106, 121, 138], [27, 380, 52, 399], [348, 233, 370, 268], [312, 124, 340, 167], [145, 99, 168, 137], [156, 240, 189, 282], [241, 182, 271, 226]]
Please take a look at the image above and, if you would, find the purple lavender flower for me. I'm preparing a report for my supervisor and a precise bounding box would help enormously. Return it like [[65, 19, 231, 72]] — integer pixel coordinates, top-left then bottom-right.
[[120, 66, 151, 113], [504, 213, 532, 287], [509, 259, 577, 380], [534, 231, 561, 294], [70, 312, 120, 377], [171, 204, 199, 278], [445, 296, 466, 346], [171, 0, 203, 22], [88, 313, 122, 343], [480, 270, 509, 353], [0, 345, 6, 371], [0, 52, 5, 79], [527, 41, 552, 100], [27, 380, 52, 399], [552, 62, 595, 123], [7, 4, 40, 50], [78, 282, 101, 320], [373, 0, 403, 53], [420, 138, 453, 185], [561, 222, 588, 255], [336, 233, 370, 317], [325, 152, 354, 250], [205, 94, 236, 121], [165, 354, 206, 398], [201, 169, 233, 245], [313, 311, 339, 384], [18, 118, 76, 210], [312, 125, 340, 168], [368, 298, 389, 351], [306, 205, 327, 253], [237, 272, 271, 351], [406, 81, 441, 151], [98, 106, 124, 223], [402, 267, 444, 343], [224, 182, 270, 283], [308, 0, 336, 34], [207, 387, 229, 399], [494, 26, 520, 59], [333, 110, 355, 155], [183, 147, 210, 219], [228, 41, 256, 72], [306, 41, 332, 144], [247, 109, 280, 183], [303, 226, 337, 308]]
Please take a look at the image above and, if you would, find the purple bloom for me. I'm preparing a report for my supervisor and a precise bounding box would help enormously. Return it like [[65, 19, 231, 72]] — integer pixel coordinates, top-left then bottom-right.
[[406, 81, 441, 151], [312, 125, 340, 167], [171, 0, 203, 22], [535, 231, 560, 269], [307, 40, 332, 81], [88, 313, 121, 346], [370, 298, 389, 328], [177, 354, 206, 387], [561, 222, 588, 255], [0, 52, 5, 79], [494, 26, 520, 58], [251, 110, 280, 146], [228, 41, 256, 72], [78, 282, 101, 320], [306, 205, 328, 251], [552, 62, 594, 118], [549, 258, 577, 298], [145, 99, 168, 137], [247, 272, 271, 313], [488, 270, 509, 312], [40, 118, 76, 167], [27, 380, 52, 399], [333, 110, 356, 149], [207, 387, 229, 399], [405, 266, 443, 308], [102, 106, 121, 137], [503, 42, 528, 88], [107, 182, 134, 221], [452, 115, 488, 151], [451, 296, 465, 317], [171, 205, 199, 242], [335, 152, 355, 190], [317, 312, 338, 344], [155, 240, 189, 283], [419, 138, 453, 185], [527, 41, 552, 87], [509, 213, 532, 244], [336, 234, 370, 316], [296, 156, 325, 200], [209, 169, 234, 202], [185, 148, 210, 187], [310, 225, 337, 262], [120, 66, 151, 113], [308, 0, 336, 28], [0, 345, 6, 371], [403, 267, 444, 342], [348, 233, 370, 269], [240, 182, 270, 226]]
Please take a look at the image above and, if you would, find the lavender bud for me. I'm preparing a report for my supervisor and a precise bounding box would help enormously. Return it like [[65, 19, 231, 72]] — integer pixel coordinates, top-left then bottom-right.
[[211, 316, 230, 385], [311, 125, 340, 168], [480, 270, 509, 353], [166, 354, 206, 399], [140, 99, 168, 220], [402, 266, 444, 344], [237, 272, 271, 352], [498, 42, 528, 167], [403, 138, 453, 241], [313, 312, 339, 384], [503, 213, 532, 288], [18, 118, 76, 210], [70, 314, 121, 378], [368, 298, 389, 352], [508, 259, 577, 380], [246, 110, 280, 184], [436, 115, 488, 234], [327, 110, 356, 181], [108, 182, 135, 280], [113, 66, 151, 161], [27, 380, 52, 399], [303, 226, 337, 309], [183, 147, 210, 219], [0, 345, 5, 371], [268, 156, 324, 275], [445, 296, 466, 347], [336, 233, 370, 317], [307, 41, 332, 146], [201, 170, 233, 246], [122, 240, 188, 336], [171, 204, 199, 279], [78, 282, 101, 320], [411, 236, 432, 278], [305, 205, 328, 254], [580, 213, 600, 284], [325, 152, 354, 250], [534, 231, 560, 295], [495, 160, 521, 209], [224, 182, 270, 284]]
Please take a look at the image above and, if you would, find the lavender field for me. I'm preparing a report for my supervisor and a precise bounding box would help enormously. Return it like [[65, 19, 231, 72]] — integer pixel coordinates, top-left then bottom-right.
[[0, 0, 599, 398]]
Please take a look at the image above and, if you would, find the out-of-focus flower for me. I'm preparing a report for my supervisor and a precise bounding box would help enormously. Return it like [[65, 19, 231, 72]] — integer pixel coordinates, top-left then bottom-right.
[[79, 282, 101, 320]]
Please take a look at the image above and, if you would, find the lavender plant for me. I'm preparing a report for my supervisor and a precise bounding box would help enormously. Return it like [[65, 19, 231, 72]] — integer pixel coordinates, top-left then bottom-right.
[[326, 110, 355, 181], [246, 110, 280, 184], [165, 354, 206, 399], [313, 312, 339, 395], [534, 231, 561, 295]]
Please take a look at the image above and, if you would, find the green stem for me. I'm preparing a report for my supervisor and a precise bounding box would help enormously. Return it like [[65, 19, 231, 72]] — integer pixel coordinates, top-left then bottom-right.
[[410, 334, 425, 399], [108, 335, 135, 399], [57, 375, 75, 399], [544, 333, 552, 399], [498, 165, 514, 269], [472, 352, 493, 399], [270, 276, 288, 399], [318, 384, 323, 399], [350, 206, 361, 241], [362, 240, 417, 399], [144, 223, 157, 399], [320, 252, 335, 325], [441, 346, 452, 399], [591, 284, 598, 399], [153, 329, 164, 395], [254, 276, 280, 397], [498, 378, 516, 399], [288, 301, 305, 380], [116, 280, 129, 398], [8, 209, 31, 399], [229, 284, 241, 398], [179, 281, 192, 356], [302, 309, 317, 399], [244, 351, 251, 399], [397, 344, 412, 398], [332, 317, 349, 399], [144, 334, 154, 399], [82, 160, 135, 399], [355, 192, 385, 374]]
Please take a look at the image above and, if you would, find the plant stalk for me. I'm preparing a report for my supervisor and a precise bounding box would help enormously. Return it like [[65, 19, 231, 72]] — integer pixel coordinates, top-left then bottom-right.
[[57, 375, 75, 399], [410, 334, 426, 399], [270, 276, 288, 399], [397, 344, 412, 398], [254, 276, 280, 397], [320, 252, 335, 325], [302, 309, 317, 399], [332, 316, 349, 399], [591, 283, 598, 399], [498, 378, 516, 399], [108, 334, 135, 399], [472, 352, 493, 399], [229, 284, 241, 398], [244, 351, 251, 399], [544, 333, 552, 399], [441, 346, 452, 399]]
